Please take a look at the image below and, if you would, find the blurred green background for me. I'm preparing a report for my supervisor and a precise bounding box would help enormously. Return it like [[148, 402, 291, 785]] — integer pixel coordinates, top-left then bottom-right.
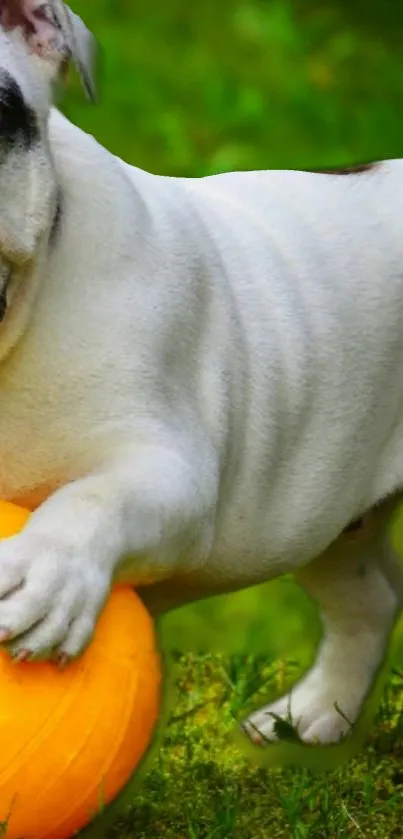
[[68, 0, 403, 176], [65, 0, 403, 663]]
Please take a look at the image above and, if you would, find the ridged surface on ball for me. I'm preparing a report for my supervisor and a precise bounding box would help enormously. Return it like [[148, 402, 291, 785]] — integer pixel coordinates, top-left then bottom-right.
[[0, 500, 161, 839]]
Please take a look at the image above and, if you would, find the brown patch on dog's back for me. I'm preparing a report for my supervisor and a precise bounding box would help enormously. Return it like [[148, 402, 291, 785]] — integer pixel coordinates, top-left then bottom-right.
[[343, 516, 365, 534], [307, 161, 379, 176]]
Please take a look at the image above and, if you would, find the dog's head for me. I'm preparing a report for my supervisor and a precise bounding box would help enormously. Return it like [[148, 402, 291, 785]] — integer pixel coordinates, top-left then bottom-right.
[[0, 0, 96, 321], [0, 0, 97, 103]]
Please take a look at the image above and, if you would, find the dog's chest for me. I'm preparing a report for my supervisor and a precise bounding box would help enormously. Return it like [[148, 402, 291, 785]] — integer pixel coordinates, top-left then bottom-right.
[[0, 395, 80, 503], [0, 346, 99, 503]]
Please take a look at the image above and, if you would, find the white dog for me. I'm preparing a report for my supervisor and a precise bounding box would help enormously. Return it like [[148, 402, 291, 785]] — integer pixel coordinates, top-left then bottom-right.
[[0, 0, 402, 747]]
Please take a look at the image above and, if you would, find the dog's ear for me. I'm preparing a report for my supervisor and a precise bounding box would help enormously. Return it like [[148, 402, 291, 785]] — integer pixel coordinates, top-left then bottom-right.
[[49, 0, 98, 101], [0, 0, 97, 101]]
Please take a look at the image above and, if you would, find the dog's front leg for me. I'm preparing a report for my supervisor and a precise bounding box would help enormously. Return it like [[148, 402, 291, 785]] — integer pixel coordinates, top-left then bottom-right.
[[0, 445, 213, 661]]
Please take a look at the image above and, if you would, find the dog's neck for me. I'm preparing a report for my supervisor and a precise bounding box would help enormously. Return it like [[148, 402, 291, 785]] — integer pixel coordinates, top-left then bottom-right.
[[48, 187, 63, 248], [0, 186, 62, 322], [0, 182, 61, 363]]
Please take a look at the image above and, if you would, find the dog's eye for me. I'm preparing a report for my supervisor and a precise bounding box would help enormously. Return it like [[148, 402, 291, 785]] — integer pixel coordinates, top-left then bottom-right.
[[0, 100, 21, 136], [0, 77, 38, 149]]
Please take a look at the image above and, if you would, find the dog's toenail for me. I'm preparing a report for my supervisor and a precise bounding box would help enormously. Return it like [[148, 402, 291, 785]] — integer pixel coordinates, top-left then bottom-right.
[[13, 649, 31, 663]]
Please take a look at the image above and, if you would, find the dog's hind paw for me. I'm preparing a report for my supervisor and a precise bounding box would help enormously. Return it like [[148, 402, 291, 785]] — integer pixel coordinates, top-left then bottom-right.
[[241, 676, 356, 746]]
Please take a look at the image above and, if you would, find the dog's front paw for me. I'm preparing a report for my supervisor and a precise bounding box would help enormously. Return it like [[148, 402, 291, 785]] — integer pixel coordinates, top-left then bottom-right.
[[242, 670, 356, 746], [0, 531, 111, 661]]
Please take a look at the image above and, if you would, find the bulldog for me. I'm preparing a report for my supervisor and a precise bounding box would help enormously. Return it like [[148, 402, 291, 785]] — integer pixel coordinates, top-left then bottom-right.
[[0, 0, 402, 746]]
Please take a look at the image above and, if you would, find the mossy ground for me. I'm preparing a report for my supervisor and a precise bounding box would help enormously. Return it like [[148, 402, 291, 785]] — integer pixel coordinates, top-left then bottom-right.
[[100, 652, 403, 839]]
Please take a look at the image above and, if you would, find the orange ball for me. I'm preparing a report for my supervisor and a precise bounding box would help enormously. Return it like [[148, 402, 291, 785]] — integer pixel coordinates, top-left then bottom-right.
[[0, 500, 161, 839]]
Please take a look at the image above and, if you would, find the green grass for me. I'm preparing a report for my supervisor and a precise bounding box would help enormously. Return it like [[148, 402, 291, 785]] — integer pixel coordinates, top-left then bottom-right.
[[86, 650, 403, 839]]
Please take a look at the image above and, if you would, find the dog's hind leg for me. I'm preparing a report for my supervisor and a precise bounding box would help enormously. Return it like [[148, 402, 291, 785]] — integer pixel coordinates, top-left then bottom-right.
[[242, 500, 403, 745]]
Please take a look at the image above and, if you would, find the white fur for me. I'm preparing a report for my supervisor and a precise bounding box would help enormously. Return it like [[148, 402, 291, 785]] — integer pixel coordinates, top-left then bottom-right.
[[0, 10, 402, 744]]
